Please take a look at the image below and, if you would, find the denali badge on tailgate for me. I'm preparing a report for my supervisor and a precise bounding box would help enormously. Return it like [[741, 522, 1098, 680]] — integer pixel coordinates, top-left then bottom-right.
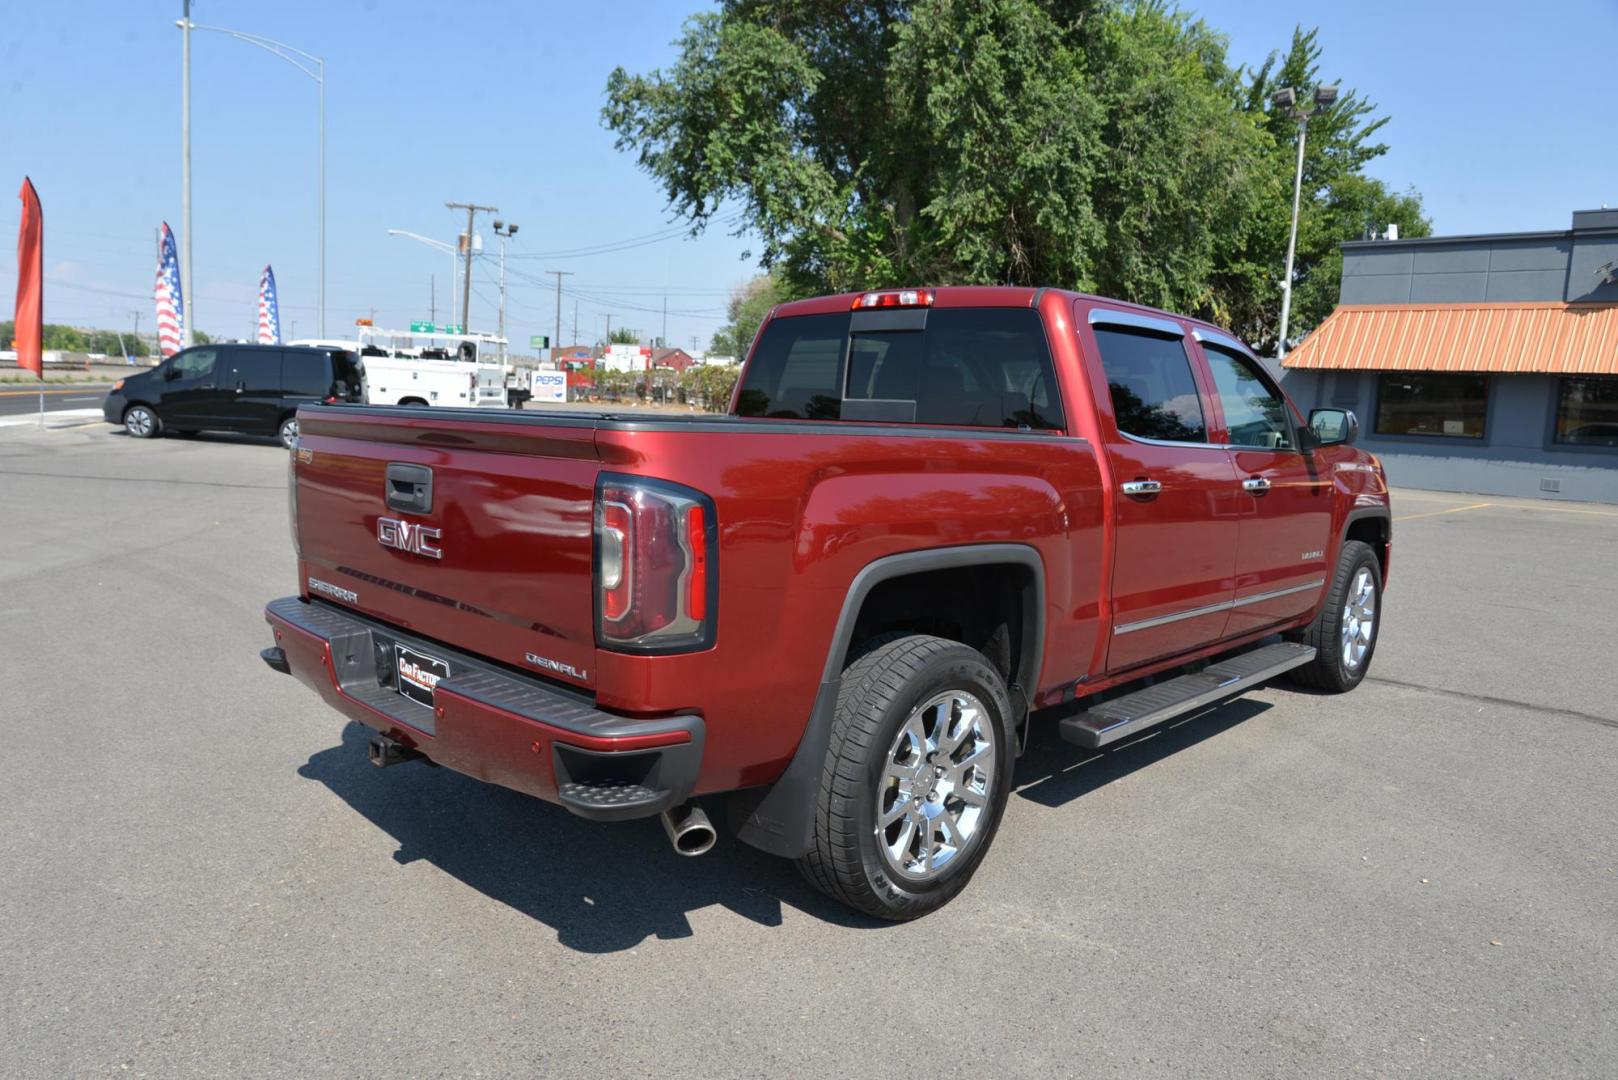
[[377, 516, 442, 559]]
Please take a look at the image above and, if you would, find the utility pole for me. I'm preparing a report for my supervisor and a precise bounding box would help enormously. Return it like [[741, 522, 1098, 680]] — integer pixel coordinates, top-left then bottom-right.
[[179, 0, 194, 346], [547, 270, 573, 363], [446, 201, 497, 332], [572, 301, 578, 350]]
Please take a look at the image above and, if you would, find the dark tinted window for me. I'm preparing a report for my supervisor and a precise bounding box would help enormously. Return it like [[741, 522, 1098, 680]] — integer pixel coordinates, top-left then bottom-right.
[[845, 309, 1063, 429], [734, 313, 845, 419], [736, 307, 1064, 429], [1375, 373, 1487, 439], [1554, 377, 1618, 447], [228, 348, 279, 389], [1093, 327, 1206, 442], [1203, 344, 1294, 449], [281, 351, 333, 397]]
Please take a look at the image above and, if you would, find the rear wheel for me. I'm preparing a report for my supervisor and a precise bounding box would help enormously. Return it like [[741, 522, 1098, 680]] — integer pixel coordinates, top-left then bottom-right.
[[1288, 539, 1381, 692], [123, 404, 160, 439], [277, 415, 299, 449], [797, 634, 1015, 921]]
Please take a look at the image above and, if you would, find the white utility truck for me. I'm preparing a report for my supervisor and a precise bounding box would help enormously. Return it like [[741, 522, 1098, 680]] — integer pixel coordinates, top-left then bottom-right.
[[290, 327, 509, 409]]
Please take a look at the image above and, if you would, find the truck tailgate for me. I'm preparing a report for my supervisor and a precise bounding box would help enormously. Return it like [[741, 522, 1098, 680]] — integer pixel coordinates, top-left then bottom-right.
[[291, 407, 601, 689]]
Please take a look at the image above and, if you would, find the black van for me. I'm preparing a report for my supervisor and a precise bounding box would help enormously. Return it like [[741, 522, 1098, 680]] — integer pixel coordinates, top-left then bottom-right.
[[102, 343, 365, 448]]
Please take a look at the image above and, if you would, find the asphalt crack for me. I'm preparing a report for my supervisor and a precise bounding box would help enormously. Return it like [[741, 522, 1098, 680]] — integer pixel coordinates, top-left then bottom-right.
[[1368, 675, 1617, 730]]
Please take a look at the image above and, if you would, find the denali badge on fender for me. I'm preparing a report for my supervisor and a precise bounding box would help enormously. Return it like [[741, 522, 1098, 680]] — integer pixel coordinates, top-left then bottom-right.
[[377, 516, 442, 559]]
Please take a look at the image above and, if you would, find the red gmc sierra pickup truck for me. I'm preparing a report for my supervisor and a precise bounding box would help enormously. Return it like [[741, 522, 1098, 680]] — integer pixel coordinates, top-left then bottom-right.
[[261, 286, 1390, 920]]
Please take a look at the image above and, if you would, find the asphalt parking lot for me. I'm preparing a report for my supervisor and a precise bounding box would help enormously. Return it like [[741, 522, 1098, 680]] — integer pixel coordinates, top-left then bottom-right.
[[3, 420, 1615, 1079]]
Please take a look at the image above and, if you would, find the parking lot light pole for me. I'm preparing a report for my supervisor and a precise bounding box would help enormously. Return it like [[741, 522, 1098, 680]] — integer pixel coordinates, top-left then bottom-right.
[[1273, 83, 1338, 358], [179, 16, 326, 338], [493, 221, 519, 359]]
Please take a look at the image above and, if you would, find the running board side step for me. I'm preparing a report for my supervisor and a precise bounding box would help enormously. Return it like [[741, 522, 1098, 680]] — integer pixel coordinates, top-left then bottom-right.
[[1059, 642, 1316, 750]]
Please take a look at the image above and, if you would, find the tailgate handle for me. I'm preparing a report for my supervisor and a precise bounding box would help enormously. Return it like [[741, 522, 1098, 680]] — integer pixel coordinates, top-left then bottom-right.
[[385, 463, 433, 515]]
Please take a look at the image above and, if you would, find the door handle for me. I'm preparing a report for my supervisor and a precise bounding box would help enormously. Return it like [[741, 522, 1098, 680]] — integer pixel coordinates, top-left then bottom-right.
[[1120, 479, 1162, 498], [1242, 476, 1272, 494]]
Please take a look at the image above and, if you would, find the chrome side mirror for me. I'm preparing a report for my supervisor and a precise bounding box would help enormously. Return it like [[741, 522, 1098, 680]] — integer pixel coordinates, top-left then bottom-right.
[[1307, 407, 1358, 446]]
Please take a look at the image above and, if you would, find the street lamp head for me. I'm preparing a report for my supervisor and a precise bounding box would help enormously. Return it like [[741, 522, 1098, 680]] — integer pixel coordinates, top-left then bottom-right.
[[1314, 83, 1339, 108], [1271, 87, 1297, 111], [493, 219, 504, 231], [508, 224, 519, 236]]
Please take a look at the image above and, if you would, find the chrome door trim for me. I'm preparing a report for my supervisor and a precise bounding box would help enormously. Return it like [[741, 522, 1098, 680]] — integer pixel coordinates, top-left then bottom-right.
[[1112, 578, 1325, 636], [1088, 308, 1185, 338], [1112, 596, 1233, 636], [1232, 578, 1324, 609]]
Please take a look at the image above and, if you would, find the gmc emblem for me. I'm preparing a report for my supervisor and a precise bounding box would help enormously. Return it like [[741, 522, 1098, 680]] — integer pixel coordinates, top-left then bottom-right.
[[377, 516, 442, 559]]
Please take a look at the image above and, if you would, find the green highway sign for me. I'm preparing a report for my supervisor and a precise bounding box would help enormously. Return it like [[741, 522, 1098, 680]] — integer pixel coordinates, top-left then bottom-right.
[[530, 335, 550, 349], [409, 321, 464, 334]]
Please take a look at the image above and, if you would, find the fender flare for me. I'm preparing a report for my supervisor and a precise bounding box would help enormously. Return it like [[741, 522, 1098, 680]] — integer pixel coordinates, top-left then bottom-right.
[[731, 543, 1046, 859], [1340, 505, 1392, 551]]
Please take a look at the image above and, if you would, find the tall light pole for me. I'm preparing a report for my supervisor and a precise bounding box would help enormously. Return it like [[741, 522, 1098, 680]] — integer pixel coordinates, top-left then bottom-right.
[[493, 221, 519, 359], [178, 14, 327, 338], [1272, 83, 1338, 358]]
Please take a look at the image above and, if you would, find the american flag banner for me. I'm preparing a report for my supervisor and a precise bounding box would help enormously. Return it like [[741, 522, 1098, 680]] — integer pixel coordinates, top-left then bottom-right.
[[154, 222, 184, 357], [257, 265, 281, 344]]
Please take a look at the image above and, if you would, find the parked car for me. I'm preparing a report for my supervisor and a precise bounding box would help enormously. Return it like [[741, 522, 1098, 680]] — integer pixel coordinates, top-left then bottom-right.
[[103, 343, 365, 448], [259, 286, 1391, 920]]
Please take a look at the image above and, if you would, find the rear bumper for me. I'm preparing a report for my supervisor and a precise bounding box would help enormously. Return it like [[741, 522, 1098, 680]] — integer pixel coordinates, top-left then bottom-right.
[[262, 596, 703, 821]]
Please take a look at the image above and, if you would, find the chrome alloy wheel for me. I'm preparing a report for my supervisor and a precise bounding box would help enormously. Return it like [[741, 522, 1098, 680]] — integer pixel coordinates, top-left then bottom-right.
[[279, 417, 299, 449], [125, 407, 154, 437], [875, 690, 996, 882], [1341, 566, 1377, 670]]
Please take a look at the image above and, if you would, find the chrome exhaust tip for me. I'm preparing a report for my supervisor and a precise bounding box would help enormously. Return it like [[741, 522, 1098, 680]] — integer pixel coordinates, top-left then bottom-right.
[[659, 802, 716, 857]]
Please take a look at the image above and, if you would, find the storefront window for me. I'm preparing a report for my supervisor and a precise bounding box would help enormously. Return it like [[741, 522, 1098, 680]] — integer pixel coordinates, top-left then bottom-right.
[[1375, 373, 1488, 439], [1554, 377, 1618, 448]]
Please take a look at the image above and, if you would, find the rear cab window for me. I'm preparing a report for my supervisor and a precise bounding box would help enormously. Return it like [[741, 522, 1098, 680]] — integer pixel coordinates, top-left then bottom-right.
[[735, 307, 1065, 430], [1091, 326, 1207, 443]]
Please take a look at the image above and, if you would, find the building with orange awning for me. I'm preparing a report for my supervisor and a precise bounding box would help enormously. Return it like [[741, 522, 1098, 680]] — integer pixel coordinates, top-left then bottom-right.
[[1280, 209, 1618, 502]]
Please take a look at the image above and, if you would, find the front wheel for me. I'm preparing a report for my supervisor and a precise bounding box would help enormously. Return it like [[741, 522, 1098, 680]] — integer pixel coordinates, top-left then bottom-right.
[[797, 635, 1015, 921], [1288, 539, 1382, 692], [123, 404, 160, 439]]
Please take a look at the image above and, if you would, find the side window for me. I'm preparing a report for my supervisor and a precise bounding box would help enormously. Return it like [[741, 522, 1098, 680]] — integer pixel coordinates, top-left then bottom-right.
[[228, 350, 277, 389], [1203, 344, 1294, 449], [171, 348, 217, 382], [734, 313, 846, 419], [1092, 327, 1207, 443], [281, 351, 333, 397]]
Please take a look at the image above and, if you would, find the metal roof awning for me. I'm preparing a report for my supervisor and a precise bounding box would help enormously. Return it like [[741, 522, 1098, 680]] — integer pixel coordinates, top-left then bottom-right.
[[1282, 302, 1618, 375]]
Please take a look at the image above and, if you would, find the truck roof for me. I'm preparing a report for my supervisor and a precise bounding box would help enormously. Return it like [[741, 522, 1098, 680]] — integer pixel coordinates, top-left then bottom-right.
[[770, 286, 1238, 342]]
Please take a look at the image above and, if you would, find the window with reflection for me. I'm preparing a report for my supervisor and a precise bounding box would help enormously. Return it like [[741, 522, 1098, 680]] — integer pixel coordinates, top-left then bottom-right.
[[1375, 373, 1488, 439], [1203, 345, 1294, 449], [1093, 327, 1207, 443], [1554, 377, 1618, 448]]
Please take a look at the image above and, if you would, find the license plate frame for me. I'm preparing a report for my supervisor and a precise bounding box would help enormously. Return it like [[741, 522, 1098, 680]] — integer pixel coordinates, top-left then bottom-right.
[[393, 642, 450, 708]]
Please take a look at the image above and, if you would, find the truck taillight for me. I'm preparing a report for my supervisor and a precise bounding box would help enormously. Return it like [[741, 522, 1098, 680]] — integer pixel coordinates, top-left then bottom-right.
[[594, 476, 716, 653]]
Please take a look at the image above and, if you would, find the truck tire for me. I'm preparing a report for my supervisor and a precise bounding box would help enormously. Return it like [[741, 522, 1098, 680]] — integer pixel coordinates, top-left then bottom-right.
[[277, 415, 299, 449], [1287, 539, 1381, 692], [798, 634, 1016, 921]]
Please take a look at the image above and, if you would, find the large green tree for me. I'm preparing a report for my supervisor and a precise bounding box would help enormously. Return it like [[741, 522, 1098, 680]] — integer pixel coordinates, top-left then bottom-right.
[[605, 2, 1429, 352]]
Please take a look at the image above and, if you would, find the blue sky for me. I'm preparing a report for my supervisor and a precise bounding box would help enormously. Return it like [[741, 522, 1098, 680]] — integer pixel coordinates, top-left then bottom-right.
[[3, 0, 1615, 350]]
